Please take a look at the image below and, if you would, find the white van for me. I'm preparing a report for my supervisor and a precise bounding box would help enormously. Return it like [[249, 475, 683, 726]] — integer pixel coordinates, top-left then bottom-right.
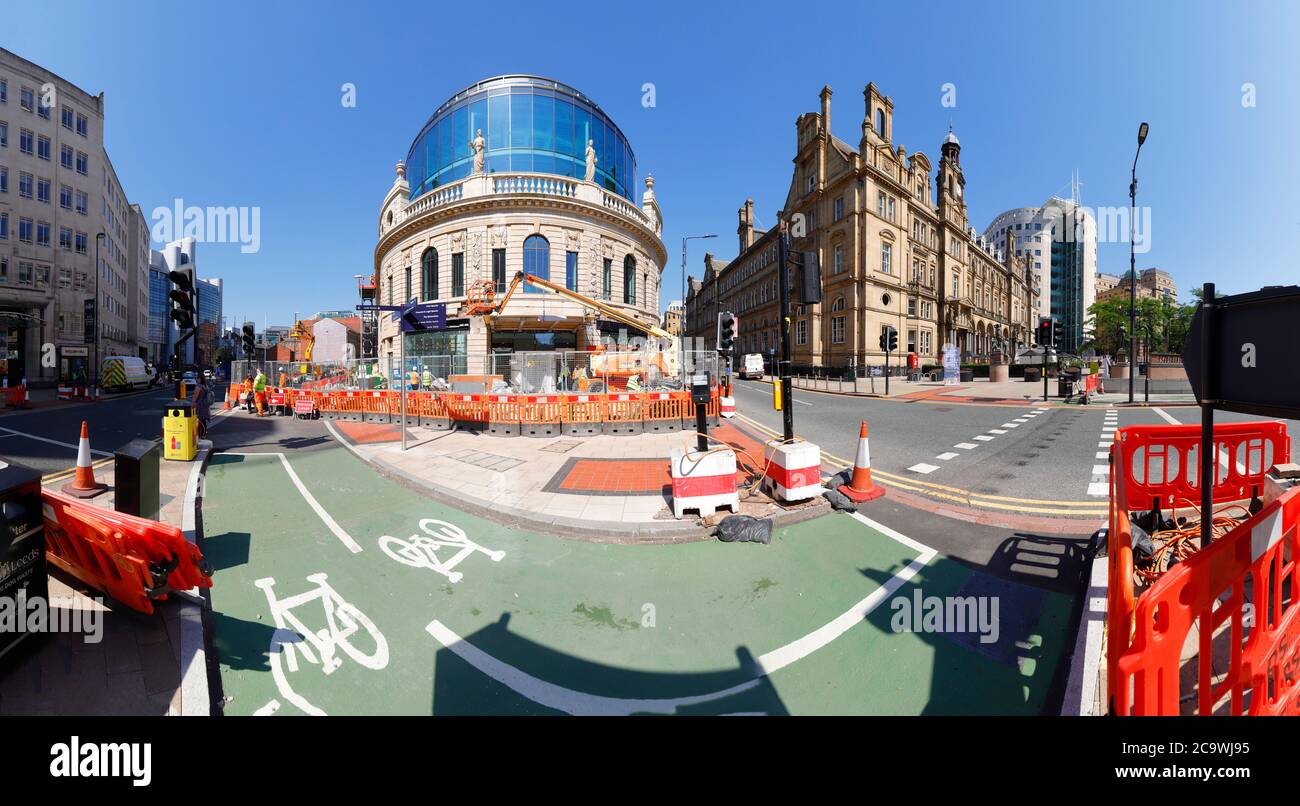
[[101, 356, 151, 392], [739, 353, 766, 380]]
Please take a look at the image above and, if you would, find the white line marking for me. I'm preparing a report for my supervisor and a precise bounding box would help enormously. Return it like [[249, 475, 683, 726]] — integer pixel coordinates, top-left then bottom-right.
[[223, 451, 362, 554], [1092, 465, 1110, 476], [1098, 441, 1111, 449], [425, 511, 936, 716], [989, 429, 1007, 435], [1087, 481, 1109, 496], [955, 442, 978, 450], [1095, 452, 1109, 460], [1101, 427, 1117, 433], [908, 463, 940, 474], [936, 452, 959, 461], [0, 426, 113, 457], [1013, 418, 1029, 423], [1001, 423, 1020, 428], [1151, 407, 1180, 425], [973, 435, 994, 442]]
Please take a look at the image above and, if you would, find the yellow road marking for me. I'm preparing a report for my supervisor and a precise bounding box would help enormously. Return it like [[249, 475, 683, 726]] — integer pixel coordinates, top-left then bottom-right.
[[41, 456, 113, 483], [734, 412, 1107, 516]]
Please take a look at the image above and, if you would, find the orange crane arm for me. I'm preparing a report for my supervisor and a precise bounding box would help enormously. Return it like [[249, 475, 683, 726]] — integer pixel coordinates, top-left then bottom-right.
[[494, 272, 674, 342]]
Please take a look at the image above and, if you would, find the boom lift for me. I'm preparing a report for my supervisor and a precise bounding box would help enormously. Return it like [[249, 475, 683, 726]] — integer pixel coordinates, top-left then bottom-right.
[[486, 271, 681, 391]]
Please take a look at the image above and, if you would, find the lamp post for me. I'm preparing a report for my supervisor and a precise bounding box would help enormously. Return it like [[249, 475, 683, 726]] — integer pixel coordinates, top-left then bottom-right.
[[1128, 121, 1149, 403], [680, 234, 717, 374], [94, 232, 105, 398]]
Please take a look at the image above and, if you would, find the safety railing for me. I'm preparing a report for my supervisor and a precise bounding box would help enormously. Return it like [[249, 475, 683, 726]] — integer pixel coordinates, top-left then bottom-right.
[[1108, 421, 1295, 715]]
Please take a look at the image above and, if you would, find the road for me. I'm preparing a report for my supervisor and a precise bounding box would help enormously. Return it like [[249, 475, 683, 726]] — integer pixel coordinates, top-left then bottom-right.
[[0, 387, 183, 483], [200, 413, 1079, 715], [728, 379, 1300, 518]]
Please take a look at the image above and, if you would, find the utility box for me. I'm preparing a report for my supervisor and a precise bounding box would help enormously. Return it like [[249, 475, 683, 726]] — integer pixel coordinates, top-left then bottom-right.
[[0, 460, 46, 662], [115, 438, 161, 521], [163, 400, 197, 462]]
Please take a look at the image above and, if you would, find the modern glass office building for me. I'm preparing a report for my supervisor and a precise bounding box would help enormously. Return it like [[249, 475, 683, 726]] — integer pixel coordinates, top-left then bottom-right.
[[404, 75, 636, 202]]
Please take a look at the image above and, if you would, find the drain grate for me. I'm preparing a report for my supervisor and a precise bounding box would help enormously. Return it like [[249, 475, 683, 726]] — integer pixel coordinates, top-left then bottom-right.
[[540, 439, 583, 454]]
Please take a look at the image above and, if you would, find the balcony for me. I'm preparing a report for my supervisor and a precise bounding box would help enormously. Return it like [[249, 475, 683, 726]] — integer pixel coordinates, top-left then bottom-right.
[[395, 172, 661, 237]]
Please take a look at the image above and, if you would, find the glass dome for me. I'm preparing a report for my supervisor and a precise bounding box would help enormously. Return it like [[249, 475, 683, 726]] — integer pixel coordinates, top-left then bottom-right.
[[405, 75, 637, 202]]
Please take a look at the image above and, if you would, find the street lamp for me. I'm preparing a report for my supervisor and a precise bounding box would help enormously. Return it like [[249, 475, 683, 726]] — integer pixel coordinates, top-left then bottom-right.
[[1128, 121, 1149, 403], [94, 232, 105, 397], [680, 234, 717, 371]]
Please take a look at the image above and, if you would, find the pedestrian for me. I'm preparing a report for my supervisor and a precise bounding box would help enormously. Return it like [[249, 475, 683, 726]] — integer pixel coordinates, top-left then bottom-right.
[[243, 375, 255, 412], [253, 368, 268, 416], [421, 365, 432, 390], [191, 375, 212, 438]]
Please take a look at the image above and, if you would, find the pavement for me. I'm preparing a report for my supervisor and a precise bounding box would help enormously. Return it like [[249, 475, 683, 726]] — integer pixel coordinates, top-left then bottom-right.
[[774, 374, 1196, 406], [200, 411, 1079, 715], [0, 398, 218, 715]]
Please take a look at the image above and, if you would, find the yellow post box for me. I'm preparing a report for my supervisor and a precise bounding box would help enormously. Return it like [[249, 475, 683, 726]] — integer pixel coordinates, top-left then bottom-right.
[[163, 401, 197, 461]]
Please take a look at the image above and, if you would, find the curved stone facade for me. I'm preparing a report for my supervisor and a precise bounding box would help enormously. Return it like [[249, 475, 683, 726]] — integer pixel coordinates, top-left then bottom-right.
[[373, 78, 665, 363]]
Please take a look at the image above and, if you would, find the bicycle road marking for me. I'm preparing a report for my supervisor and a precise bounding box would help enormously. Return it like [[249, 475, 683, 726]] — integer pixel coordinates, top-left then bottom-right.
[[424, 510, 936, 716], [222, 451, 362, 553]]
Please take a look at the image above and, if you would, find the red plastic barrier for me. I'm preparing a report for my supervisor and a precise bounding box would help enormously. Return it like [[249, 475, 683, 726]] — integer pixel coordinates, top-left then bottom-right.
[[521, 394, 562, 425], [604, 392, 643, 424], [41, 490, 213, 614], [562, 393, 604, 425], [1108, 422, 1293, 715], [642, 391, 680, 423], [445, 393, 485, 423]]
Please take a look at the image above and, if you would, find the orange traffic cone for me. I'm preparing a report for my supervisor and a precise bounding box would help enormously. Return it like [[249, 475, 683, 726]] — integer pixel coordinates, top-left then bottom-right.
[[61, 420, 106, 499], [839, 420, 885, 503]]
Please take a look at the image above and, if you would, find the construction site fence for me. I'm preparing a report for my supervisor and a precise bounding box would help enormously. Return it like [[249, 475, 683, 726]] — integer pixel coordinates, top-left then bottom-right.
[[261, 386, 722, 435], [1107, 421, 1298, 716], [230, 350, 722, 396]]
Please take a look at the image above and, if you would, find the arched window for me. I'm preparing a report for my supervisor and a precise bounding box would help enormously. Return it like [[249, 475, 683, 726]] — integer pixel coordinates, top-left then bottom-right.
[[421, 248, 438, 301], [623, 254, 636, 305], [876, 109, 885, 137], [523, 235, 549, 293], [831, 296, 845, 312]]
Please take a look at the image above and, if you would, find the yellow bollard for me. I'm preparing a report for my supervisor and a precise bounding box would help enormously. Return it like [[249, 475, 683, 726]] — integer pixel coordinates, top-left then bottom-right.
[[772, 378, 783, 411]]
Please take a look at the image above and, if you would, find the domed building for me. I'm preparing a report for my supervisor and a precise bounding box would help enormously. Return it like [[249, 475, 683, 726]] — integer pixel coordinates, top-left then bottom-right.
[[372, 76, 666, 370]]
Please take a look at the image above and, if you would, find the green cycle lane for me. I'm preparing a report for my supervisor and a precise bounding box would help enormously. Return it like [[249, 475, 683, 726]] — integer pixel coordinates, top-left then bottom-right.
[[201, 440, 1076, 715]]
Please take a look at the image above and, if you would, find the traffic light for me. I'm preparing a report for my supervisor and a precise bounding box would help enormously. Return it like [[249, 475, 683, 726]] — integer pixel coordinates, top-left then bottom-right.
[[789, 250, 822, 305], [1052, 317, 1064, 349], [242, 323, 256, 357], [879, 326, 897, 353], [717, 311, 737, 353], [1037, 316, 1053, 347], [168, 269, 195, 331]]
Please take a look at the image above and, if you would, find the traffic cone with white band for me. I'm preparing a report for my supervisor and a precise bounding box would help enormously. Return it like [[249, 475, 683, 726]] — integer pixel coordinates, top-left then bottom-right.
[[839, 420, 885, 502], [61, 420, 106, 498]]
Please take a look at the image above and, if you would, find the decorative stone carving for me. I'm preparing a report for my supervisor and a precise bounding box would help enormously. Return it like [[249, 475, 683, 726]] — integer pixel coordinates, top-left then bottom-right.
[[470, 129, 485, 174], [565, 229, 580, 251], [470, 232, 482, 273], [450, 231, 465, 251], [584, 139, 597, 182]]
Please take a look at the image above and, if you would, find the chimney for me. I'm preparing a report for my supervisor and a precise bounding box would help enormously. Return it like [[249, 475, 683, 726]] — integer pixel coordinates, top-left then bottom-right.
[[737, 198, 755, 252], [819, 86, 832, 137]]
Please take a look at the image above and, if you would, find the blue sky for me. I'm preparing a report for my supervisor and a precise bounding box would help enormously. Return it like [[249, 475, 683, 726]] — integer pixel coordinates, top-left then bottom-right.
[[7, 0, 1297, 326]]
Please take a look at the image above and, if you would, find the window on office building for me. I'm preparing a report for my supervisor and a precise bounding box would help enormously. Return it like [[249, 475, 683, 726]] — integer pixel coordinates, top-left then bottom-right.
[[492, 248, 505, 293], [452, 252, 464, 297]]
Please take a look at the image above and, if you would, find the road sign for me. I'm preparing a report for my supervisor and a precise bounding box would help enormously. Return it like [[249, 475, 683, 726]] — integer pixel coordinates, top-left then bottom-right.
[[83, 299, 95, 345], [1182, 285, 1300, 419], [398, 301, 447, 333]]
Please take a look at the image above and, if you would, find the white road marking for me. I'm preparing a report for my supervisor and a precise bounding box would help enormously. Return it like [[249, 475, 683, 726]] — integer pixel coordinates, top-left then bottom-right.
[[1151, 407, 1181, 425], [0, 426, 113, 457], [989, 429, 1007, 435], [936, 452, 959, 461], [1096, 452, 1109, 460], [1087, 482, 1109, 496], [908, 463, 940, 474], [1098, 441, 1110, 449], [223, 451, 362, 554], [973, 435, 994, 442], [1001, 423, 1020, 428], [1092, 465, 1110, 476], [1101, 427, 1117, 433], [425, 511, 937, 716], [955, 442, 978, 450], [1013, 418, 1029, 423]]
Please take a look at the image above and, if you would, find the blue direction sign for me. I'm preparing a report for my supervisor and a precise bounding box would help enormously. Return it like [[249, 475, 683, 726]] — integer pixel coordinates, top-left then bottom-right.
[[399, 301, 447, 333]]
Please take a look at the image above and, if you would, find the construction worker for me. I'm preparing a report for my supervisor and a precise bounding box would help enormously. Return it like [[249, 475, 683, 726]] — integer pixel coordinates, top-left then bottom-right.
[[407, 367, 419, 390], [243, 376, 255, 413], [279, 370, 288, 389], [253, 368, 268, 416], [421, 365, 432, 390]]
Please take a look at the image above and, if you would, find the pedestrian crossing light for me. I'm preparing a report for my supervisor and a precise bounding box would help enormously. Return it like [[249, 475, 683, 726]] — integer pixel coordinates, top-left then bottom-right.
[[242, 323, 256, 356], [717, 311, 737, 353], [168, 269, 195, 331], [1037, 316, 1053, 347]]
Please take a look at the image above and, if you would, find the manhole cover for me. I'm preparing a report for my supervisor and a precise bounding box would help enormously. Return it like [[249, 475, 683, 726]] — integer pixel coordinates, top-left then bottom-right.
[[540, 440, 582, 454]]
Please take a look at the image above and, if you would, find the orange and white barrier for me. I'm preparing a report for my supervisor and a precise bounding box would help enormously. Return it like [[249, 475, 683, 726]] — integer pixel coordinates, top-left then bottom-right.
[[719, 395, 735, 418], [839, 420, 885, 502], [763, 439, 823, 502], [61, 421, 106, 499], [670, 446, 739, 519]]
